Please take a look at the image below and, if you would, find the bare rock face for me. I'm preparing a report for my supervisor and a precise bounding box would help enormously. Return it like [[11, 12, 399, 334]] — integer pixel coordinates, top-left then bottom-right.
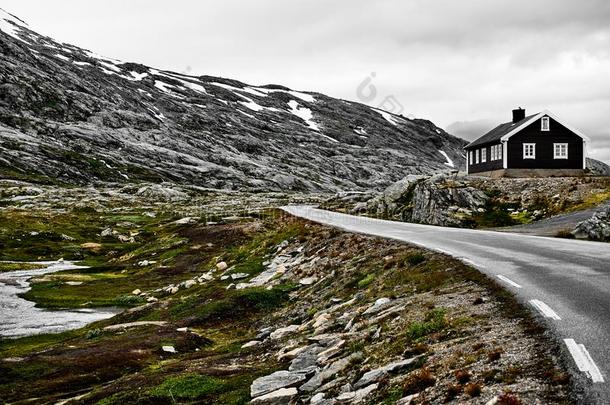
[[586, 158, 610, 176], [0, 9, 467, 191], [366, 173, 488, 226], [572, 206, 610, 241]]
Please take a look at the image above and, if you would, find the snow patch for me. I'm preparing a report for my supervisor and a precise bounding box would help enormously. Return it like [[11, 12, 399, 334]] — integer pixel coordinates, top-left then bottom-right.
[[129, 71, 148, 81], [375, 109, 400, 126], [73, 61, 92, 67], [0, 8, 28, 42], [54, 53, 70, 62], [288, 100, 320, 132], [439, 150, 455, 168]]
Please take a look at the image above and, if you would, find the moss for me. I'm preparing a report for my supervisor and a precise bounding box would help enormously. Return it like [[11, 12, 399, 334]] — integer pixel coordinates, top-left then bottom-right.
[[406, 308, 447, 342], [357, 273, 375, 288]]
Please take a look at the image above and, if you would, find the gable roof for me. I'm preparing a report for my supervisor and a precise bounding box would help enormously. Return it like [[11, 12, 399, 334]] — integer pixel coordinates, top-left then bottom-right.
[[464, 110, 590, 149]]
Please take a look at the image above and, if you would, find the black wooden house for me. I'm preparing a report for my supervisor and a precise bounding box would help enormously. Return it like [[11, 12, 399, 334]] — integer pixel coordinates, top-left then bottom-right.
[[464, 108, 589, 177]]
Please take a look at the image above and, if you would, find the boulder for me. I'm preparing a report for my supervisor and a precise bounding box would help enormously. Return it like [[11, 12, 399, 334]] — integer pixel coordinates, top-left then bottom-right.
[[572, 206, 610, 241], [251, 387, 298, 405], [363, 298, 392, 315], [250, 371, 307, 398], [241, 340, 262, 349], [354, 356, 424, 389], [270, 325, 300, 340]]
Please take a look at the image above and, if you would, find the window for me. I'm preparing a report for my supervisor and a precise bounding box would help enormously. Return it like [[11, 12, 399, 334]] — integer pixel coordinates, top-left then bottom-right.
[[554, 143, 568, 159], [475, 149, 480, 164], [541, 116, 550, 131], [469, 151, 473, 166], [490, 144, 502, 161], [523, 143, 536, 159], [481, 148, 487, 163]]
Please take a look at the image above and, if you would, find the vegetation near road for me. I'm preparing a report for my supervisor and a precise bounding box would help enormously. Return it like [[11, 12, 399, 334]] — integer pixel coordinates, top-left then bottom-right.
[[0, 192, 573, 404]]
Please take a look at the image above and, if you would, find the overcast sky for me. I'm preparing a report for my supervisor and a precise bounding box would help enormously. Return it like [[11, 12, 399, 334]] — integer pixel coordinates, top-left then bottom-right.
[[4, 0, 610, 163]]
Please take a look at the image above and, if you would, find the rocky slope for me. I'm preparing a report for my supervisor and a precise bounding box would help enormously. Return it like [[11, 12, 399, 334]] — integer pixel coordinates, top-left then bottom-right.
[[0, 9, 465, 192]]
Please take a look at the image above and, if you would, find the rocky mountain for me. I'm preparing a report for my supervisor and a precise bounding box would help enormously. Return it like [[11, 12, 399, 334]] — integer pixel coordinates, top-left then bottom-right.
[[0, 9, 466, 192]]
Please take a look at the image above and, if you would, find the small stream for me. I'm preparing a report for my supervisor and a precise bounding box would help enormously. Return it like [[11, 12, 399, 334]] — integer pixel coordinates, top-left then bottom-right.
[[0, 261, 120, 338]]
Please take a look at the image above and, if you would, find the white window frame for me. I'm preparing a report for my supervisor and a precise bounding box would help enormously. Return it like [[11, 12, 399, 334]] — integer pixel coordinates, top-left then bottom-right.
[[523, 143, 536, 159], [498, 144, 502, 161], [554, 143, 568, 159], [469, 151, 473, 166], [475, 149, 480, 164], [481, 148, 487, 163], [541, 116, 550, 131]]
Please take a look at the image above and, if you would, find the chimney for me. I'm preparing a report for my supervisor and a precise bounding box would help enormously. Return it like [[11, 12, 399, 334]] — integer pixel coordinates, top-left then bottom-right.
[[512, 107, 525, 123]]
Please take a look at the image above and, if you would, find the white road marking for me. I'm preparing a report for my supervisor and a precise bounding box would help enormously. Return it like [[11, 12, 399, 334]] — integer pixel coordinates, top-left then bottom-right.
[[564, 339, 605, 383], [529, 299, 561, 320], [496, 274, 522, 288]]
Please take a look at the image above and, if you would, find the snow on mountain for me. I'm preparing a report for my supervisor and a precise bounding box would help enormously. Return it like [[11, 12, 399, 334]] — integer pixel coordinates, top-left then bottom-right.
[[0, 9, 466, 191]]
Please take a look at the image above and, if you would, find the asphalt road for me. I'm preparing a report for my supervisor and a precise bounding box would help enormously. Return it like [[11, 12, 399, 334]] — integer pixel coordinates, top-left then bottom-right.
[[283, 206, 610, 404], [495, 200, 610, 237]]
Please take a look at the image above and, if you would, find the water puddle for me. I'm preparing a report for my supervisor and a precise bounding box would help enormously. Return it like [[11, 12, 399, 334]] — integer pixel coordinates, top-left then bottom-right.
[[0, 261, 120, 338]]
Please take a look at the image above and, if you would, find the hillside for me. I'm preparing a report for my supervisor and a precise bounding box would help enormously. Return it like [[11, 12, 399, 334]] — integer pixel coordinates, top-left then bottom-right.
[[0, 9, 466, 192]]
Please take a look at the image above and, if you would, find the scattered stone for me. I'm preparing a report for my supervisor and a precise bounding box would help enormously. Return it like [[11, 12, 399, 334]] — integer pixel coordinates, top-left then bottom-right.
[[289, 345, 324, 372], [216, 261, 228, 271], [66, 281, 83, 286], [269, 325, 300, 340], [396, 393, 419, 405], [176, 327, 189, 332], [183, 279, 197, 289], [354, 356, 424, 389], [131, 289, 142, 295], [103, 321, 167, 331], [251, 387, 298, 405], [310, 392, 326, 404], [363, 297, 392, 315], [299, 276, 318, 286], [226, 283, 236, 290], [60, 234, 75, 241], [257, 327, 274, 340], [242, 340, 262, 349], [146, 297, 158, 303], [231, 272, 249, 280], [169, 287, 179, 294], [250, 371, 307, 398], [174, 217, 196, 225], [162, 345, 176, 354], [300, 352, 363, 392], [573, 205, 610, 241]]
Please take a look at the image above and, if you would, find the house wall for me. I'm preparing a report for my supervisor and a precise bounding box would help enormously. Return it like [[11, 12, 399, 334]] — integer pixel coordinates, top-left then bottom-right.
[[507, 116, 584, 169], [466, 143, 504, 174]]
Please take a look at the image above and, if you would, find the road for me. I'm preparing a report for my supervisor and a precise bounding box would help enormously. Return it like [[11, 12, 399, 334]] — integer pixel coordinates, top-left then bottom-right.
[[283, 206, 610, 404], [495, 200, 610, 237]]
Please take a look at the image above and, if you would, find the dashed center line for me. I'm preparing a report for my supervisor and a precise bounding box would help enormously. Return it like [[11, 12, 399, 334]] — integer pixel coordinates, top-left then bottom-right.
[[496, 274, 522, 288], [529, 299, 561, 320], [564, 339, 604, 383]]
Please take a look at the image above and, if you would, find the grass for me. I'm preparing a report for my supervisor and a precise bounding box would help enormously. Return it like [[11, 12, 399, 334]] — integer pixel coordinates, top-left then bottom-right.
[[149, 374, 227, 400], [406, 308, 446, 342], [0, 262, 46, 273]]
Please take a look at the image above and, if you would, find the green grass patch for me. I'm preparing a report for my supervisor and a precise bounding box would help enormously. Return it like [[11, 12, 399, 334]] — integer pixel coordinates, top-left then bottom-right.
[[149, 374, 227, 400], [406, 308, 446, 341], [0, 262, 46, 273]]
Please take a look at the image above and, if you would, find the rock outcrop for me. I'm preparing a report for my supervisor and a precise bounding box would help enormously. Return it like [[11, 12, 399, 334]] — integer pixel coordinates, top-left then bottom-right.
[[366, 173, 489, 226], [572, 205, 610, 241]]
